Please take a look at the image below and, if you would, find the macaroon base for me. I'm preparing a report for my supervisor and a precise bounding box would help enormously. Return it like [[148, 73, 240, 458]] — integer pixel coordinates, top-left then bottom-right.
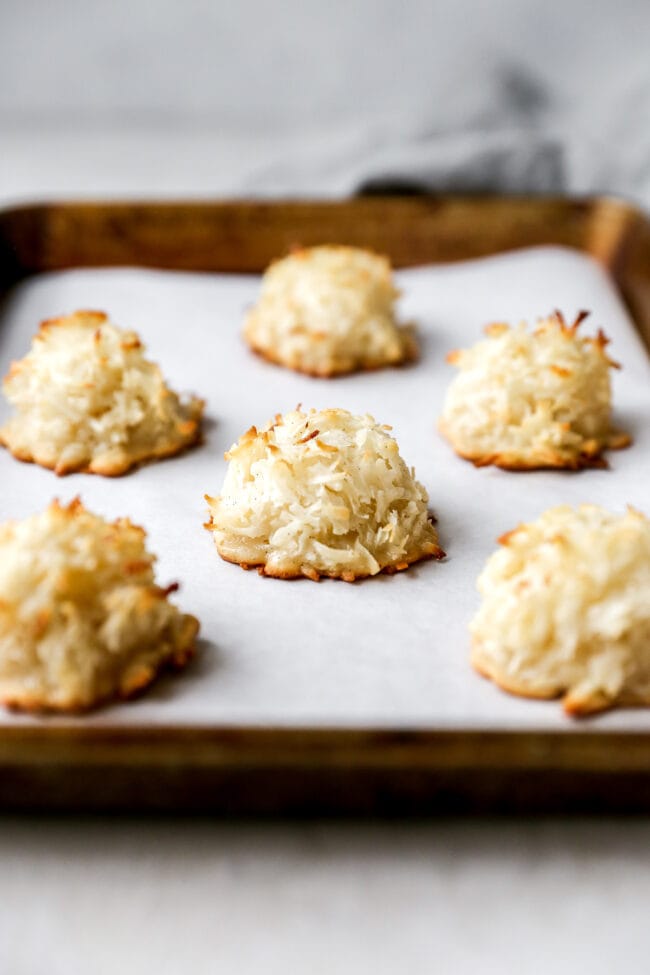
[[471, 638, 650, 717], [0, 418, 203, 477], [246, 327, 418, 379], [0, 612, 198, 715], [213, 537, 445, 582], [439, 418, 631, 472]]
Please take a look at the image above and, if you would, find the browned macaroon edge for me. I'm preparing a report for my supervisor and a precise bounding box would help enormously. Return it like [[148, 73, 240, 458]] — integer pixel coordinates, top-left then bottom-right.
[[0, 612, 199, 715], [471, 638, 650, 717], [210, 534, 445, 583], [0, 414, 204, 477], [438, 418, 632, 472], [245, 329, 418, 378]]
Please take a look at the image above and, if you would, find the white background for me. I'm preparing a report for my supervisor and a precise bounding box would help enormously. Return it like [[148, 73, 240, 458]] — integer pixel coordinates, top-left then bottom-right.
[[2, 0, 650, 203]]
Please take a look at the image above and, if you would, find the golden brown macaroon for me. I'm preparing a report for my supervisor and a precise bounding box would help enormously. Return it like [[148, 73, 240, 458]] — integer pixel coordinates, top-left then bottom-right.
[[0, 498, 199, 713], [439, 311, 631, 470], [0, 310, 204, 475], [205, 407, 443, 581], [471, 504, 650, 716], [243, 245, 417, 377]]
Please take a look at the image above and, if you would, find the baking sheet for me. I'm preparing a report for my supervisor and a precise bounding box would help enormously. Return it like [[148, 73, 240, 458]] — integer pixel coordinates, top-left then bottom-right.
[[0, 245, 649, 731]]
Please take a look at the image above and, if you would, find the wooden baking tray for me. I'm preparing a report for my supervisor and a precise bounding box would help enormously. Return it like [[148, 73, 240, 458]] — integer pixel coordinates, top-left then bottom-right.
[[1, 195, 650, 815]]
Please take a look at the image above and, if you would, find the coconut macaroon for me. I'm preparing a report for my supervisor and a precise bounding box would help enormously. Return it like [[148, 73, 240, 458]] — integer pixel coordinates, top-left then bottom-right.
[[205, 408, 443, 581], [0, 498, 198, 713], [471, 504, 650, 716], [243, 245, 417, 377], [0, 310, 204, 476], [439, 311, 631, 470]]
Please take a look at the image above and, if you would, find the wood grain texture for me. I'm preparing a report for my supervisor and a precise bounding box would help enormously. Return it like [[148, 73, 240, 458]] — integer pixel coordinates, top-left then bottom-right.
[[0, 194, 649, 814]]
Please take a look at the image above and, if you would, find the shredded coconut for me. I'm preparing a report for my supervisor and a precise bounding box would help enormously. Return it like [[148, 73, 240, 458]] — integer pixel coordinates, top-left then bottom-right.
[[440, 312, 630, 469], [0, 310, 204, 475], [206, 408, 443, 580], [471, 504, 650, 715], [244, 246, 417, 376]]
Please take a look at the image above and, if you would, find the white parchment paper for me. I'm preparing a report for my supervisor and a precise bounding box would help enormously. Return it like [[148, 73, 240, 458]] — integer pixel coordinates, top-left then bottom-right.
[[0, 246, 648, 730]]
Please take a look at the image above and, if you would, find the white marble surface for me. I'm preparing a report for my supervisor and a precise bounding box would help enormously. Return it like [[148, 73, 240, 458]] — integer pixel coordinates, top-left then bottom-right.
[[2, 2, 650, 971], [1, 815, 649, 975]]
